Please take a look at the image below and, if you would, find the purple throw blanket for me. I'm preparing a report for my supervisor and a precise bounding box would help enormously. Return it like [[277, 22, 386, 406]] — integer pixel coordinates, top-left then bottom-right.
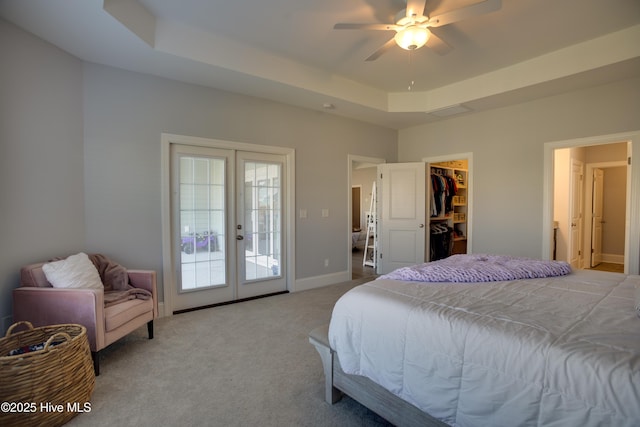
[[378, 254, 572, 283]]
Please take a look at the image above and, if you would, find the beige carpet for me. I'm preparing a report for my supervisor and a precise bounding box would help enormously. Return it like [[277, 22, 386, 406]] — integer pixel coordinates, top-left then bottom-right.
[[67, 278, 392, 427]]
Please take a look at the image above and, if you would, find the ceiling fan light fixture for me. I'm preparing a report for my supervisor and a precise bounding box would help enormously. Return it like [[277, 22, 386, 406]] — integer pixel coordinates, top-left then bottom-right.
[[394, 26, 429, 50]]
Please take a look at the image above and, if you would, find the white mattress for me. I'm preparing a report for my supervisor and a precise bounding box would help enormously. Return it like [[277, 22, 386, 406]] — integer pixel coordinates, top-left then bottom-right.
[[328, 269, 640, 426]]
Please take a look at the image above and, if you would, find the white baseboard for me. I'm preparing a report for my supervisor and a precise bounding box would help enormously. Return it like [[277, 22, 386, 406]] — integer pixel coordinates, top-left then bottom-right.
[[602, 254, 624, 264], [158, 272, 351, 316], [293, 270, 351, 292], [157, 302, 166, 318]]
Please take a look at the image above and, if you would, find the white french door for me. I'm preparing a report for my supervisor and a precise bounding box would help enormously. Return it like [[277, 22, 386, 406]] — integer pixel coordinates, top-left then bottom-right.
[[170, 144, 286, 312], [236, 151, 286, 299]]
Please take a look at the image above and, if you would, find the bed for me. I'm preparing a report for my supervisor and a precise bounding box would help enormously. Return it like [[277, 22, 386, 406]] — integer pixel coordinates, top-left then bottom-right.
[[309, 255, 640, 427]]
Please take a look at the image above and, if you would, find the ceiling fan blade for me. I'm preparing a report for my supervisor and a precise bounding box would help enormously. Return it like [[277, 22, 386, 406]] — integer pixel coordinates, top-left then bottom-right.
[[405, 0, 427, 18], [365, 37, 397, 61], [427, 0, 501, 27], [334, 23, 399, 31], [426, 31, 452, 55]]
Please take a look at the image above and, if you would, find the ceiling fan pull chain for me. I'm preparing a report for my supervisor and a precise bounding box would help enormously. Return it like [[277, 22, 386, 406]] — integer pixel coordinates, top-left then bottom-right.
[[408, 51, 416, 91]]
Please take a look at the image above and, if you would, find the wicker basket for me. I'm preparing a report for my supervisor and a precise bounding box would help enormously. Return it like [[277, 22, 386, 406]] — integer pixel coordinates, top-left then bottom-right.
[[0, 321, 95, 427]]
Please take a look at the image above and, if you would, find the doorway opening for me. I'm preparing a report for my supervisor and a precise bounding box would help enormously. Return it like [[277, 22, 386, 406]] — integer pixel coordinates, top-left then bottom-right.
[[554, 142, 629, 272], [348, 155, 384, 280], [543, 130, 640, 275], [423, 153, 473, 263], [553, 143, 628, 272]]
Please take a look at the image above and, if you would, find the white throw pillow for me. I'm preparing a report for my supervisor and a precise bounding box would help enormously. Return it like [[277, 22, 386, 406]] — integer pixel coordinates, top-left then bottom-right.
[[42, 252, 103, 290]]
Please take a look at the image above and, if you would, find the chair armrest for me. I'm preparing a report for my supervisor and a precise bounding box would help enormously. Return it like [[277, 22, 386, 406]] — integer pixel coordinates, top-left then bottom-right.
[[127, 270, 158, 318], [12, 287, 105, 351]]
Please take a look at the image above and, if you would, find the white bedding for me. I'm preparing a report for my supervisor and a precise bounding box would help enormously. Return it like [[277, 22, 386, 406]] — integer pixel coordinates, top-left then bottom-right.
[[328, 269, 640, 426]]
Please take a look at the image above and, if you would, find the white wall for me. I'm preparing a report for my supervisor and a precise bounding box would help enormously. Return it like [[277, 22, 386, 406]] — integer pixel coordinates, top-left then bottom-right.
[[81, 64, 397, 293], [0, 19, 85, 331], [399, 75, 640, 261], [1, 19, 398, 326]]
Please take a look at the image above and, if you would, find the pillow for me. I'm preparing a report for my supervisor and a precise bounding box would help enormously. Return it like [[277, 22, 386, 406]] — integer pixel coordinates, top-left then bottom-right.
[[42, 252, 104, 289]]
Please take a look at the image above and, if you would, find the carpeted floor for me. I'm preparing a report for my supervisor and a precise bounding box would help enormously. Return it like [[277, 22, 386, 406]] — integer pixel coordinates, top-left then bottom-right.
[[66, 278, 392, 427]]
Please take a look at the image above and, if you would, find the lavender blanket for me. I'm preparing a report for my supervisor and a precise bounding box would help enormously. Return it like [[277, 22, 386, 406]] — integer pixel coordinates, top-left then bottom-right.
[[378, 254, 572, 283]]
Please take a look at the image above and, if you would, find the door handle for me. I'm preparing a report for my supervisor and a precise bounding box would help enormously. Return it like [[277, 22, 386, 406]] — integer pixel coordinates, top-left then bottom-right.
[[236, 235, 244, 240], [418, 224, 424, 228]]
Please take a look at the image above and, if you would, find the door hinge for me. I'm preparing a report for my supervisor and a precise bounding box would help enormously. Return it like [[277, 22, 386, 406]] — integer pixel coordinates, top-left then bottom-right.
[[628, 157, 632, 165], [578, 250, 581, 256]]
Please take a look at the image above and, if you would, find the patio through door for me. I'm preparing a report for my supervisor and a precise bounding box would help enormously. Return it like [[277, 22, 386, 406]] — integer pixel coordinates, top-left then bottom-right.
[[171, 144, 286, 312]]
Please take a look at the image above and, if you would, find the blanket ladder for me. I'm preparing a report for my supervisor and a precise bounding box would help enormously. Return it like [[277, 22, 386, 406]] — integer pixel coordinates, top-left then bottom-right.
[[363, 181, 377, 269]]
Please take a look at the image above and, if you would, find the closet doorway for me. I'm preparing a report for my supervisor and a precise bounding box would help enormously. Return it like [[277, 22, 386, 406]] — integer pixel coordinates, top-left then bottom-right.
[[423, 153, 473, 263], [373, 153, 473, 275]]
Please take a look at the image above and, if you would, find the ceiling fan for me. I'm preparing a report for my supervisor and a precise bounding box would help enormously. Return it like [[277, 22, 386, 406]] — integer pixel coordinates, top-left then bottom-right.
[[334, 0, 502, 61]]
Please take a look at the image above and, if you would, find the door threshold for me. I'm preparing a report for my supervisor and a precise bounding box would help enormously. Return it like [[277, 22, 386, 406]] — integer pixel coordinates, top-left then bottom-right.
[[173, 290, 289, 315]]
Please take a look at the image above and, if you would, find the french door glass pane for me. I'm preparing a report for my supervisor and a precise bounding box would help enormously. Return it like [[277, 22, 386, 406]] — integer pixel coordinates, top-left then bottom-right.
[[179, 156, 226, 291], [244, 161, 281, 281]]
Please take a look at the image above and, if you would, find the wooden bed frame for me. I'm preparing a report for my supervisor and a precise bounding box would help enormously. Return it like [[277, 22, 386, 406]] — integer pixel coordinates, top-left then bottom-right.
[[309, 324, 447, 427]]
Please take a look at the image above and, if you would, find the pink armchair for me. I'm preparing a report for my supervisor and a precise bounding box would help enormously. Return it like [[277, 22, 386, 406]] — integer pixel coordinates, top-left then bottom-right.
[[13, 257, 158, 375]]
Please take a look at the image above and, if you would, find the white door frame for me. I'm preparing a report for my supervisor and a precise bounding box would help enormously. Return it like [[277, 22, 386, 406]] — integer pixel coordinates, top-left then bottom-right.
[[543, 131, 640, 275], [161, 133, 295, 317]]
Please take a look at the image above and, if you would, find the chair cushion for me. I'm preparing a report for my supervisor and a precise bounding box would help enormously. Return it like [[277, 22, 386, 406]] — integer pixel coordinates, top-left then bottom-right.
[[42, 252, 103, 290], [104, 298, 153, 332]]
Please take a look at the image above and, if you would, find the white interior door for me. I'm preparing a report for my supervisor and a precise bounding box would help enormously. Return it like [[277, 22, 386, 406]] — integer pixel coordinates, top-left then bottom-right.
[[569, 159, 584, 269], [591, 168, 604, 267], [171, 145, 286, 312], [378, 163, 426, 274]]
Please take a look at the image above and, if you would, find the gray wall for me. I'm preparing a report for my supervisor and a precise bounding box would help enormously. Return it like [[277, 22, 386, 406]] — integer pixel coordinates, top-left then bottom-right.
[[399, 75, 640, 263], [0, 19, 85, 330], [0, 19, 397, 327]]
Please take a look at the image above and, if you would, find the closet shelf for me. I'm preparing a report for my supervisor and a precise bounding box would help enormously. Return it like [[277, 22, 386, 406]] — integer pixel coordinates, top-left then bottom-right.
[[429, 162, 468, 261]]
